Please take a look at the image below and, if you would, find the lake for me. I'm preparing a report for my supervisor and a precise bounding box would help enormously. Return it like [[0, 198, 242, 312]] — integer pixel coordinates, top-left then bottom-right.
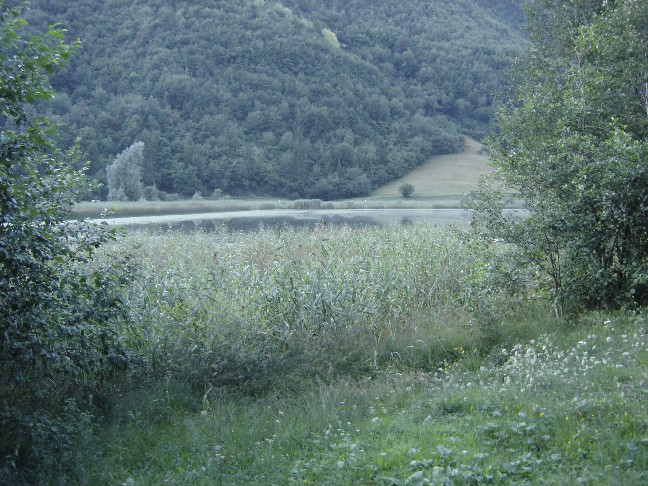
[[97, 208, 477, 233]]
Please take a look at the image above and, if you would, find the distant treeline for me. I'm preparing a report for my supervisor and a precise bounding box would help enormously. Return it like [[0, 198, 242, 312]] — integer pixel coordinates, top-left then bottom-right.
[[23, 0, 525, 199]]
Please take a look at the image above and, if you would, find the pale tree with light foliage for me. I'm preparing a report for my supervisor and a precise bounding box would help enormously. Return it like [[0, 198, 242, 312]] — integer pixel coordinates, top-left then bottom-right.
[[106, 141, 144, 201]]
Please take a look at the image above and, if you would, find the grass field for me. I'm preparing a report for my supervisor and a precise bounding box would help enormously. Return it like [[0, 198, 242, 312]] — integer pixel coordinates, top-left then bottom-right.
[[372, 137, 491, 198], [49, 142, 648, 485], [83, 316, 648, 485]]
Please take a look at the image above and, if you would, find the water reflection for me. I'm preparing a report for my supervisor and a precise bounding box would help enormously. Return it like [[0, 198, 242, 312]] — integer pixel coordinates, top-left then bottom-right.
[[122, 214, 386, 233], [103, 208, 479, 233]]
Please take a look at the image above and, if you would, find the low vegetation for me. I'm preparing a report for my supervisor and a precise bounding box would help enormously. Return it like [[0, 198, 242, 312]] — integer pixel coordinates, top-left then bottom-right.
[[69, 227, 648, 484], [100, 225, 529, 392], [399, 183, 415, 198], [80, 304, 648, 485], [70, 194, 473, 220]]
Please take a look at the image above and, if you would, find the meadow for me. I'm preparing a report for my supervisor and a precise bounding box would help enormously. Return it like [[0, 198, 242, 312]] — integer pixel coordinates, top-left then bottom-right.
[[372, 137, 492, 198], [64, 224, 648, 485]]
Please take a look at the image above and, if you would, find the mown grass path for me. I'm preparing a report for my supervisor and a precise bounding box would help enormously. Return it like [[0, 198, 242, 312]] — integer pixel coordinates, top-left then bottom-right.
[[82, 314, 648, 485]]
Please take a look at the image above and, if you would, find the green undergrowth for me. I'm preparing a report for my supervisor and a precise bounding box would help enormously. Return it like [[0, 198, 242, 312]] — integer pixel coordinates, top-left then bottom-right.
[[77, 312, 648, 485], [98, 224, 537, 395], [34, 224, 647, 484]]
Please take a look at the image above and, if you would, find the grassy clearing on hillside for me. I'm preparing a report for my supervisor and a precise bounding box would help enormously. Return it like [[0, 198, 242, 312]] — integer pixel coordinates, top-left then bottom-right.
[[49, 224, 647, 485], [372, 137, 492, 198]]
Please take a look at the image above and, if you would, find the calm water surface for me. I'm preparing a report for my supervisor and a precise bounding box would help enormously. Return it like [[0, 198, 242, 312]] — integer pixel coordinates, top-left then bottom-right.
[[99, 208, 477, 233]]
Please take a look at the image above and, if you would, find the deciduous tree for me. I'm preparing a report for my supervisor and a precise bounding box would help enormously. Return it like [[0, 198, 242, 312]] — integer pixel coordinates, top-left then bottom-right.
[[399, 183, 415, 198], [0, 3, 136, 479], [470, 0, 648, 316], [106, 141, 144, 201]]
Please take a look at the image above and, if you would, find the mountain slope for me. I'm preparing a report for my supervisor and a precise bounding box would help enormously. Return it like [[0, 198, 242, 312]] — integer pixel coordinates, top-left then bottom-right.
[[372, 137, 492, 198], [22, 0, 526, 199]]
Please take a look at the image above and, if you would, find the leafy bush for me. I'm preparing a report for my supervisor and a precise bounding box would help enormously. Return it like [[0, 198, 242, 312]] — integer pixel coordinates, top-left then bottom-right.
[[470, 0, 648, 316], [0, 5, 137, 480], [399, 183, 415, 198], [142, 184, 160, 201]]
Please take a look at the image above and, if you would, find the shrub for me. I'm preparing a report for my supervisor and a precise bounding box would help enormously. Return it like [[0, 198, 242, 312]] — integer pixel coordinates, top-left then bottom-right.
[[142, 184, 160, 201], [471, 0, 648, 316], [399, 183, 415, 198], [164, 192, 181, 201], [0, 6, 137, 480]]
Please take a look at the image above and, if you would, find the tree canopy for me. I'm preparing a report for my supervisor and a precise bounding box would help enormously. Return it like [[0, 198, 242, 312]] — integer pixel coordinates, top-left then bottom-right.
[[471, 0, 648, 316], [20, 0, 526, 199]]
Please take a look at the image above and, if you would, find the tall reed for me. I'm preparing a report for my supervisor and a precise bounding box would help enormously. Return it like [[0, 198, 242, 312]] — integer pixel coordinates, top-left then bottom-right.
[[104, 223, 514, 393]]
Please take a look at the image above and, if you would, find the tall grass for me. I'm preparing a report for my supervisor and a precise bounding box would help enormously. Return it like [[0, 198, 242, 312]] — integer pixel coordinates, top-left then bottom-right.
[[46, 224, 648, 485], [43, 223, 553, 484], [101, 223, 533, 396], [78, 312, 648, 485]]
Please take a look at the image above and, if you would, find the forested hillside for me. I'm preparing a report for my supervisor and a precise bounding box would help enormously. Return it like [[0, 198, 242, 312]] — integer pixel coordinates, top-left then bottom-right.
[[22, 0, 525, 199]]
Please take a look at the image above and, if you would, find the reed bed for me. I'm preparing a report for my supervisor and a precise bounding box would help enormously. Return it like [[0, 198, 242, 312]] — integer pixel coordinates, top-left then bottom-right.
[[77, 226, 648, 485], [71, 196, 467, 220], [105, 223, 521, 394]]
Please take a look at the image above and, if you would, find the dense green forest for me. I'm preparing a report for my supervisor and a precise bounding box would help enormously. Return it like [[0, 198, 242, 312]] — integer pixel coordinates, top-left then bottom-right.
[[19, 0, 525, 199]]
